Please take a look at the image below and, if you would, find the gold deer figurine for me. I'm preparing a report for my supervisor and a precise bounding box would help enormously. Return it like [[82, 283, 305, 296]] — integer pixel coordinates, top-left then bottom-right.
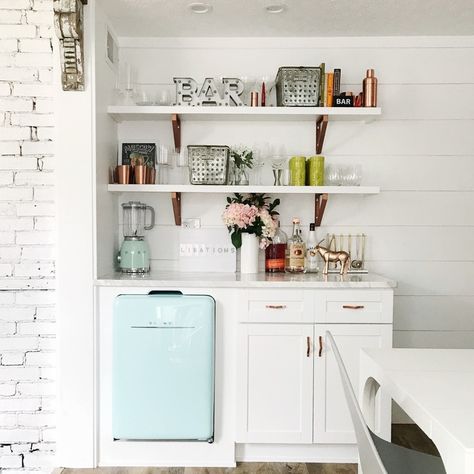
[[316, 241, 351, 275]]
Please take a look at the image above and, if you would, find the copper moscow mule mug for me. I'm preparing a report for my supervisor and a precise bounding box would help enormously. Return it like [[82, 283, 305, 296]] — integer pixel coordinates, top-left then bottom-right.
[[116, 165, 130, 184], [146, 167, 156, 184], [134, 165, 146, 184]]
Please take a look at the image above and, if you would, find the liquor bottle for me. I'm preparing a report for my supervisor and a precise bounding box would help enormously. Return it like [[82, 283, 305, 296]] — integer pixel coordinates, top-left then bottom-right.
[[306, 223, 319, 273], [285, 218, 306, 273], [265, 221, 287, 273]]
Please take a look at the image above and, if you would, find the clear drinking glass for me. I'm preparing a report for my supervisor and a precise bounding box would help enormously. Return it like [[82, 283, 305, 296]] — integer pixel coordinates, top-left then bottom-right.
[[175, 148, 189, 184], [282, 168, 290, 186], [158, 145, 171, 166], [135, 86, 153, 106], [175, 148, 187, 167], [251, 149, 265, 185], [325, 165, 342, 186], [349, 164, 362, 186], [158, 89, 171, 106], [112, 77, 123, 105], [156, 165, 168, 184], [340, 164, 362, 186], [119, 62, 136, 105]]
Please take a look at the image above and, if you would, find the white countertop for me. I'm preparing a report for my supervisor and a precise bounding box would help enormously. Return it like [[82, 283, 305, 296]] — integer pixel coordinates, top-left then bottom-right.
[[95, 271, 396, 288]]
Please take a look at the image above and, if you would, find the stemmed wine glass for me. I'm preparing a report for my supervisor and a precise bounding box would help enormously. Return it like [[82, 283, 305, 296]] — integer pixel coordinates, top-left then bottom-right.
[[271, 156, 286, 186]]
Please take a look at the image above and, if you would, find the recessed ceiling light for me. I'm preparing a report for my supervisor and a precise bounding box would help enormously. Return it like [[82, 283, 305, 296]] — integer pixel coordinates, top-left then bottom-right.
[[189, 2, 212, 14], [265, 3, 286, 13]]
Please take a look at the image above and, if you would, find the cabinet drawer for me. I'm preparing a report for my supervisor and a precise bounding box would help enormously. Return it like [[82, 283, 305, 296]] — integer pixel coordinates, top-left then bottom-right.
[[241, 290, 312, 323], [315, 290, 393, 324]]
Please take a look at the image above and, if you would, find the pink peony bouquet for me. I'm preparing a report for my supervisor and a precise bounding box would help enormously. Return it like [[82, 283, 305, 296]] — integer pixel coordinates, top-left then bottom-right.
[[222, 193, 280, 249]]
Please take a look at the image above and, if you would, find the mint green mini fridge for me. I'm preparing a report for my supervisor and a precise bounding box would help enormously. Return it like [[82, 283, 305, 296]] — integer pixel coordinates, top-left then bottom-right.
[[113, 292, 215, 442]]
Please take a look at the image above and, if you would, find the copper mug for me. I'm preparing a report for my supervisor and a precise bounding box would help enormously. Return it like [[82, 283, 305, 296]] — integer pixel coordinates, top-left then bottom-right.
[[134, 165, 146, 184], [146, 167, 156, 184], [116, 165, 130, 184]]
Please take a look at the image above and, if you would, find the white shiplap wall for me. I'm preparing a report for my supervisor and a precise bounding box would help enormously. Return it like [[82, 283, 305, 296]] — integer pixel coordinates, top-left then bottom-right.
[[118, 36, 474, 349]]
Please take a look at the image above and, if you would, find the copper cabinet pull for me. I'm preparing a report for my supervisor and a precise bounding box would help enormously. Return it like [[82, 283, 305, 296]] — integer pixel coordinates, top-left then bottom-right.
[[318, 335, 323, 357], [265, 304, 287, 309], [306, 336, 311, 357], [342, 304, 365, 310]]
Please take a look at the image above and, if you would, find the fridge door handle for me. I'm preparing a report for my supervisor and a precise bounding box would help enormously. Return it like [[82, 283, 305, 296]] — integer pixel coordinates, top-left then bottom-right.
[[148, 290, 183, 295]]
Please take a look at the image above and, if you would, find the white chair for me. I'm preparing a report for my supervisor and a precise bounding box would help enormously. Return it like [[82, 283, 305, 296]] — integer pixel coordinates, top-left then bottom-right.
[[326, 331, 446, 474]]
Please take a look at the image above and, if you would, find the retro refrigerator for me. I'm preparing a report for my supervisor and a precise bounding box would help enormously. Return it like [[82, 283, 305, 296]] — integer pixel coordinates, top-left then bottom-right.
[[112, 292, 215, 442]]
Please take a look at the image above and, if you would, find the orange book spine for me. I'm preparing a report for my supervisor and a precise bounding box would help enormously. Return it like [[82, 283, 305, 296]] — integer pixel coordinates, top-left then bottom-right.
[[326, 72, 334, 107]]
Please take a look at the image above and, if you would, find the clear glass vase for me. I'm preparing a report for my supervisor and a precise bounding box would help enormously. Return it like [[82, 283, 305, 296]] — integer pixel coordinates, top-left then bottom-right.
[[234, 167, 249, 185]]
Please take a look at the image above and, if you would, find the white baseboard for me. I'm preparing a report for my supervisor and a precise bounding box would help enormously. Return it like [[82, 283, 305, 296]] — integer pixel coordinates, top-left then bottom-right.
[[236, 443, 358, 464]]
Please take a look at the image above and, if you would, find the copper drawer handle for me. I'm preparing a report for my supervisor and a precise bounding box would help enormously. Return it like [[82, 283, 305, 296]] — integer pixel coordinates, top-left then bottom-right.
[[306, 336, 311, 357], [342, 305, 365, 310], [265, 304, 287, 309], [318, 335, 323, 357]]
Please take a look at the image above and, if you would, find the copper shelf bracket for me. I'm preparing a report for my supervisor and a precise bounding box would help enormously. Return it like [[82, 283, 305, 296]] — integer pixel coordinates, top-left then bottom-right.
[[314, 193, 328, 227], [171, 192, 182, 226], [316, 115, 329, 154], [172, 114, 181, 152]]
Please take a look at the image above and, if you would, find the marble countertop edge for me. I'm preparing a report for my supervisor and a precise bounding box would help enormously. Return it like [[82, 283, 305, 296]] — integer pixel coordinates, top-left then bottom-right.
[[95, 271, 397, 289]]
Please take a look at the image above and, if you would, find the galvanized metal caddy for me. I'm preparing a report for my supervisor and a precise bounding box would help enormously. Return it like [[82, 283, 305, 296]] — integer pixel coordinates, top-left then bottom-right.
[[275, 66, 321, 106], [188, 145, 230, 185]]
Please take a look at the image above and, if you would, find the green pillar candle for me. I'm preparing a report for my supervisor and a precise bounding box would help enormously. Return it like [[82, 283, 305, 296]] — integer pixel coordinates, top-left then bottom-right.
[[307, 155, 325, 186], [289, 156, 306, 186]]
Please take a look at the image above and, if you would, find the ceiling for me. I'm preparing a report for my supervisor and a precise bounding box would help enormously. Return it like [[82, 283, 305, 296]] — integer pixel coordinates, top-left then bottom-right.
[[99, 0, 474, 37]]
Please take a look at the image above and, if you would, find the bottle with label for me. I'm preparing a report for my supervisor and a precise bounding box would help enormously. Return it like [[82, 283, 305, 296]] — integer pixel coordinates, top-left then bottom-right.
[[265, 221, 287, 273], [285, 218, 306, 273], [306, 223, 319, 273]]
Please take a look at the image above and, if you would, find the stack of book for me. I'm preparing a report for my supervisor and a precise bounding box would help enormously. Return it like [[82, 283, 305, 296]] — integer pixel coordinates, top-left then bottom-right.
[[319, 64, 342, 107]]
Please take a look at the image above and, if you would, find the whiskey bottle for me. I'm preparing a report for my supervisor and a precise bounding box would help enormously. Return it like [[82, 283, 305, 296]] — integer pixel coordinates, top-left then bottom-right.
[[265, 220, 287, 273], [286, 218, 306, 273]]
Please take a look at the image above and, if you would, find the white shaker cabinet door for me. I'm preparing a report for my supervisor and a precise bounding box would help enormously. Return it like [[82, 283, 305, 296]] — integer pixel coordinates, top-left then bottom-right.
[[313, 324, 392, 444], [236, 324, 314, 443]]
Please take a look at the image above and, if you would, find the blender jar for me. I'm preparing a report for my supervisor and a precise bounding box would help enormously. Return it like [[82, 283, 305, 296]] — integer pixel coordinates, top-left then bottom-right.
[[122, 201, 155, 238]]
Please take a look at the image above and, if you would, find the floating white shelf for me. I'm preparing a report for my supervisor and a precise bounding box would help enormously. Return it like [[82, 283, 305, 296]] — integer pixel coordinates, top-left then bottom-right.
[[108, 105, 381, 123], [108, 184, 379, 226], [108, 184, 380, 194], [107, 106, 382, 225]]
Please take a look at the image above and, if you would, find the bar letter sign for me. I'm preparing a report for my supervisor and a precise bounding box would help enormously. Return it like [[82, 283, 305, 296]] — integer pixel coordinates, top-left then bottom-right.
[[174, 77, 244, 106]]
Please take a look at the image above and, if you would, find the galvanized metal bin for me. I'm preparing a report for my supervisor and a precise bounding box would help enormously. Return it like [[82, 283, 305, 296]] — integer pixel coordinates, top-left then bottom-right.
[[275, 66, 321, 106], [188, 145, 230, 185]]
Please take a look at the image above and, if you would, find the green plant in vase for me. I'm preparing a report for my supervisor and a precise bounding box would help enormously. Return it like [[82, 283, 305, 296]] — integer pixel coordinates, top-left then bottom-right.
[[230, 146, 253, 185]]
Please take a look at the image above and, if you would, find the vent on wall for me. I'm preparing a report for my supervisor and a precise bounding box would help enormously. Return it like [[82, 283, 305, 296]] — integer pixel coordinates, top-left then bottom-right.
[[106, 27, 118, 68]]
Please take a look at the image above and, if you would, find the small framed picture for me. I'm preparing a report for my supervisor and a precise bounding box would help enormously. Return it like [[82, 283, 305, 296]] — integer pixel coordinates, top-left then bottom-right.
[[119, 141, 158, 168]]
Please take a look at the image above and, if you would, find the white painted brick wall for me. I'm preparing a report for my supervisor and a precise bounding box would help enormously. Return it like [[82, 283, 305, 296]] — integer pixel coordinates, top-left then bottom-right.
[[0, 2, 56, 473]]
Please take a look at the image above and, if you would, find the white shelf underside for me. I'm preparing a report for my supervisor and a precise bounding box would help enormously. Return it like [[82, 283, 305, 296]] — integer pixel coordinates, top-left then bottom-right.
[[108, 184, 380, 194], [108, 105, 382, 122]]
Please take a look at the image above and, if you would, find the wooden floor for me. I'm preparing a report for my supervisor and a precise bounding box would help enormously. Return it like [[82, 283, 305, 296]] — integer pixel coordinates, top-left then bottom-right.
[[64, 424, 438, 474]]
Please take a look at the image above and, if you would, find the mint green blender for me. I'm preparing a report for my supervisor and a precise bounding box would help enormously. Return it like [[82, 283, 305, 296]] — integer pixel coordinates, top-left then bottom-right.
[[118, 201, 155, 273]]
